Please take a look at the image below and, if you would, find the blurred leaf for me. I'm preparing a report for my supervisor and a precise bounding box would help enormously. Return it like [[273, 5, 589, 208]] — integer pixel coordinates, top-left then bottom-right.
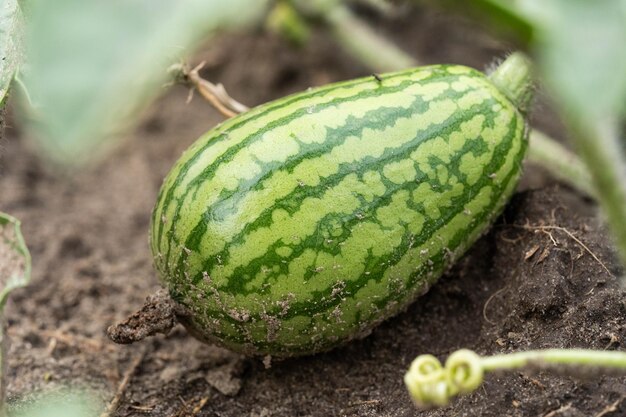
[[22, 0, 269, 168], [266, 1, 311, 46], [507, 0, 626, 268], [0, 213, 30, 417], [8, 389, 102, 417], [417, 0, 626, 121], [468, 0, 534, 44], [515, 0, 626, 122], [0, 0, 23, 106], [0, 212, 30, 311], [415, 0, 534, 45], [294, 0, 418, 72]]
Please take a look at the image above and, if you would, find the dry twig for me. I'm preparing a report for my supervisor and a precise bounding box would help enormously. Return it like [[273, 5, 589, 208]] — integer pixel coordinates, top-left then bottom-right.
[[543, 403, 573, 417], [482, 286, 509, 325], [171, 62, 249, 118], [595, 395, 625, 417], [510, 223, 612, 276], [40, 329, 115, 353]]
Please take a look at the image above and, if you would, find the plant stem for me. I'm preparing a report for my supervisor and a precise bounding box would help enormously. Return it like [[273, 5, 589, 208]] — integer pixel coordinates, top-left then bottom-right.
[[294, 0, 418, 72], [323, 5, 418, 72], [405, 349, 626, 408], [481, 349, 626, 371], [528, 130, 595, 198], [487, 52, 533, 114]]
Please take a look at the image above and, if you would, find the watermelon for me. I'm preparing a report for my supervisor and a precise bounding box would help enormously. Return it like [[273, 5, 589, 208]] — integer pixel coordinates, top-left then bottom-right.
[[150, 54, 532, 357]]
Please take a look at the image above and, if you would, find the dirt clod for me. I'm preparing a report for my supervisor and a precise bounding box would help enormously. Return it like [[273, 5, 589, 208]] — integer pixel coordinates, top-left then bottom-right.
[[204, 361, 245, 396], [107, 290, 177, 344]]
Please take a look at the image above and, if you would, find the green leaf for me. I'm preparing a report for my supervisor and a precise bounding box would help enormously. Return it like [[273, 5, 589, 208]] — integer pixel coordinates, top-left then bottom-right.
[[0, 213, 31, 412], [516, 0, 626, 122], [416, 0, 534, 45], [421, 0, 626, 121], [22, 0, 269, 168], [0, 212, 31, 311], [0, 0, 23, 106], [8, 389, 102, 417]]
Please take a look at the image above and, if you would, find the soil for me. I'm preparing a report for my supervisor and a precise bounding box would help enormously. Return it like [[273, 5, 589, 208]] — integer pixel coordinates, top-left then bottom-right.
[[1, 5, 625, 417]]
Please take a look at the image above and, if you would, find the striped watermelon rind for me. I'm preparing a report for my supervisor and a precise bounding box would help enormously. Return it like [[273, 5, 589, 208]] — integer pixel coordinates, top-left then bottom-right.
[[150, 58, 531, 357]]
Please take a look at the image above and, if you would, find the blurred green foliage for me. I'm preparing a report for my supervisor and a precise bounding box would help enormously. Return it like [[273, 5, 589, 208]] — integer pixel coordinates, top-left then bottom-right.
[[8, 389, 102, 417], [0, 213, 31, 311], [499, 0, 625, 122], [0, 212, 31, 415], [422, 0, 626, 122], [21, 0, 269, 168], [266, 1, 311, 46], [0, 0, 23, 106], [422, 0, 533, 44]]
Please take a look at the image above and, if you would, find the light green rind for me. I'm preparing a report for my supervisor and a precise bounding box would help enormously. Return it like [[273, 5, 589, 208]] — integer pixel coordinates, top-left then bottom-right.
[[150, 64, 529, 356]]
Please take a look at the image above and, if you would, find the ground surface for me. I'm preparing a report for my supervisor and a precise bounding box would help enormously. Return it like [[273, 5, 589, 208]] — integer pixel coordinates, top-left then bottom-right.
[[1, 5, 625, 417]]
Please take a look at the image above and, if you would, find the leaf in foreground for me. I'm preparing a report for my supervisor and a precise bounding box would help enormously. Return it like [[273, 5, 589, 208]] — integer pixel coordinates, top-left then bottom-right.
[[0, 213, 30, 413], [517, 0, 626, 122], [22, 0, 268, 168], [0, 0, 23, 105], [8, 389, 102, 417], [0, 213, 30, 310]]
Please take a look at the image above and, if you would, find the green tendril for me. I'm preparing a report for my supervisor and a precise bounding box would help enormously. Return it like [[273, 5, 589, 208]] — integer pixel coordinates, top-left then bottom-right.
[[403, 354, 448, 407], [445, 349, 484, 395], [405, 348, 626, 408]]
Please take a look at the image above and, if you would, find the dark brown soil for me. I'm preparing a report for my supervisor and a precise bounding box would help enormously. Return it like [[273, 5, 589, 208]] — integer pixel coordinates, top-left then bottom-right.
[[1, 5, 625, 417]]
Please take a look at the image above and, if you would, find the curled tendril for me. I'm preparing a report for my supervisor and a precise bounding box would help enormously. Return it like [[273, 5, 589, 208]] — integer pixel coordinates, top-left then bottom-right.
[[404, 349, 484, 408], [445, 349, 484, 395], [403, 354, 448, 407], [406, 348, 626, 409]]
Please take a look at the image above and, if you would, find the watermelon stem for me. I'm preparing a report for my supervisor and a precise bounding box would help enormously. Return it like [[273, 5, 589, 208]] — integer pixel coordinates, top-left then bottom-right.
[[488, 52, 534, 114], [405, 348, 626, 408]]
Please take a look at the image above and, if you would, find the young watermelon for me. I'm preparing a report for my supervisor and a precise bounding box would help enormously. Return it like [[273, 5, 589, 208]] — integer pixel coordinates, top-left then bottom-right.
[[150, 53, 533, 357]]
